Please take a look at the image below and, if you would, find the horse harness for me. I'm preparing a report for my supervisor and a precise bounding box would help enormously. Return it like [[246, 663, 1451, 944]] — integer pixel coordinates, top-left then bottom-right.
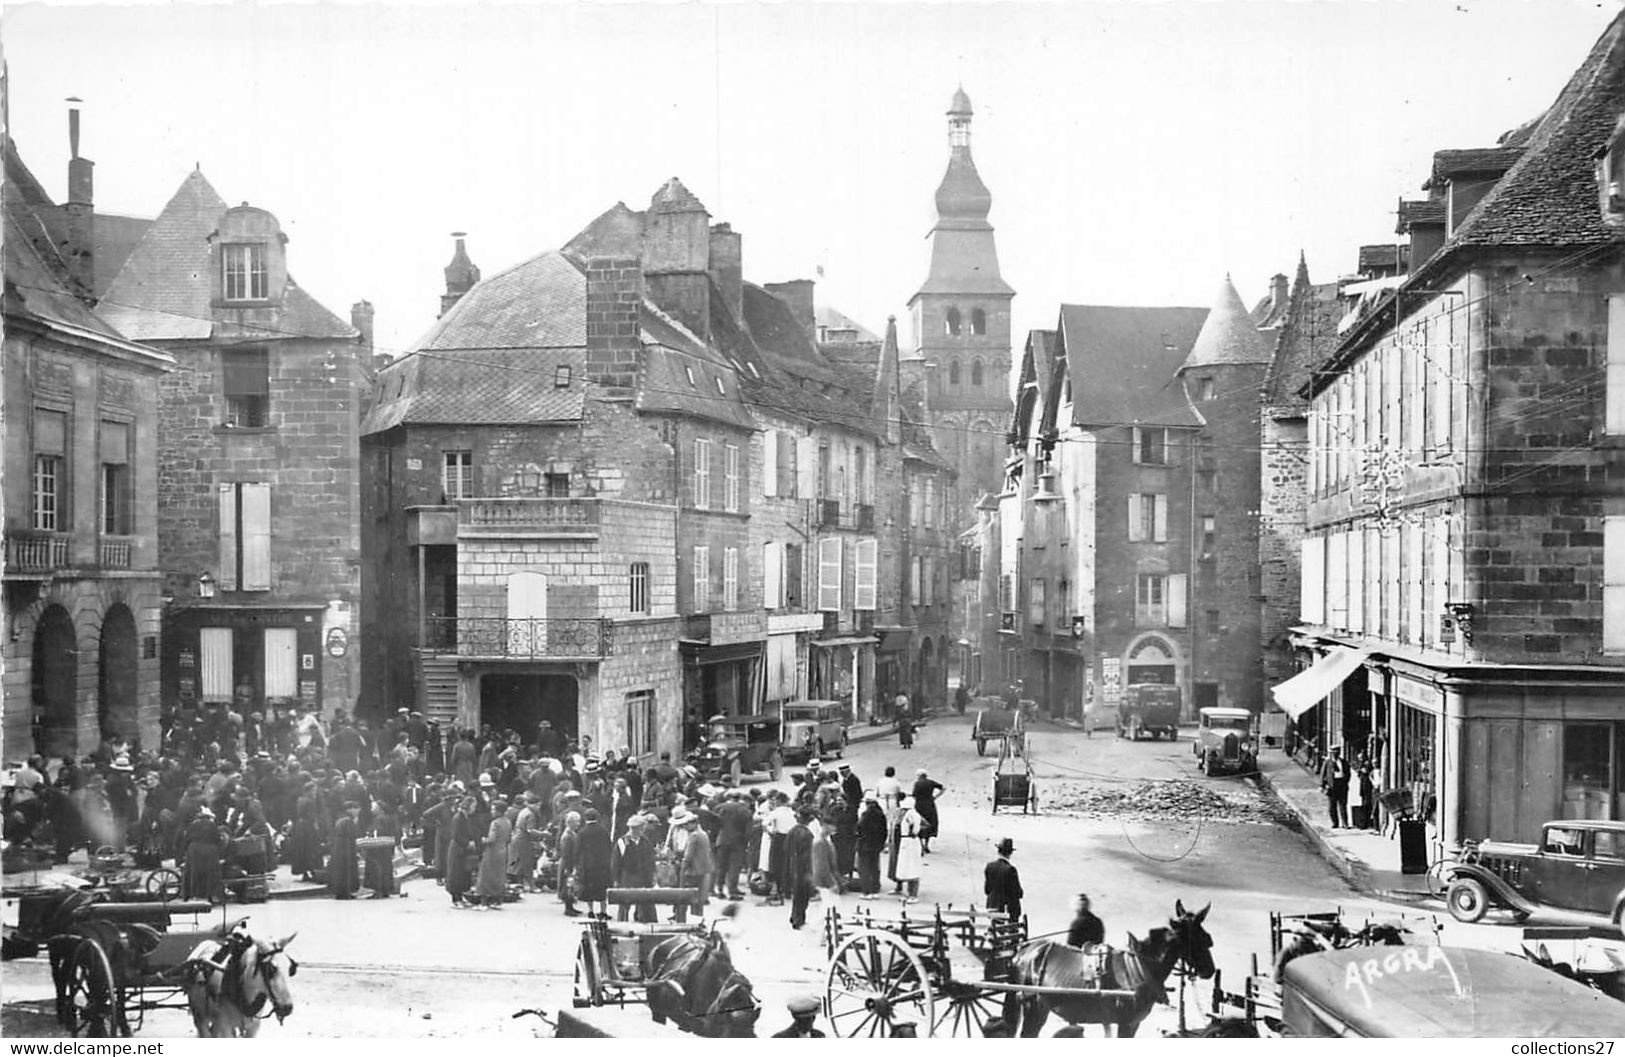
[[189, 933, 297, 1019]]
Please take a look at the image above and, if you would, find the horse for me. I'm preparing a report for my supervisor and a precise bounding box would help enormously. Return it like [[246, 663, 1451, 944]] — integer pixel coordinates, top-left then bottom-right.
[[643, 928, 760, 1037], [174, 921, 298, 1037], [1002, 899, 1216, 1037]]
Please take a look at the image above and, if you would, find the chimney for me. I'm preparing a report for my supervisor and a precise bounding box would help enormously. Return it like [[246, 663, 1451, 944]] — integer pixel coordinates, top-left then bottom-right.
[[585, 256, 642, 397], [1270, 273, 1289, 316], [765, 279, 815, 344], [351, 300, 375, 351], [63, 97, 95, 296], [709, 223, 743, 324], [440, 232, 480, 317]]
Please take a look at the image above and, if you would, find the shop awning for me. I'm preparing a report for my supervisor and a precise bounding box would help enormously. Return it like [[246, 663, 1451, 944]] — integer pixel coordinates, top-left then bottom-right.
[[812, 635, 877, 649], [1271, 646, 1372, 720]]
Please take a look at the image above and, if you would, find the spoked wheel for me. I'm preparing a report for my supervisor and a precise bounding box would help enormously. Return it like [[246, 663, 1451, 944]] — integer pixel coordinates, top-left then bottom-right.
[[66, 939, 127, 1037], [932, 981, 1005, 1037], [825, 930, 935, 1037], [146, 868, 183, 902], [572, 933, 602, 1007]]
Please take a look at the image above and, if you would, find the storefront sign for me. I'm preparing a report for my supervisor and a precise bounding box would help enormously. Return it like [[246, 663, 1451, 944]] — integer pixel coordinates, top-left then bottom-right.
[[1394, 675, 1443, 712], [298, 680, 318, 703], [325, 627, 348, 657], [1102, 658, 1122, 704]]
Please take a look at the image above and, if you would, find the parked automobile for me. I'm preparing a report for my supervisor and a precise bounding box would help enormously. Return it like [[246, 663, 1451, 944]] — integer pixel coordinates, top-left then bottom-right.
[[1445, 819, 1625, 928], [778, 699, 847, 762], [1193, 707, 1257, 775], [688, 713, 784, 782], [1117, 683, 1181, 740]]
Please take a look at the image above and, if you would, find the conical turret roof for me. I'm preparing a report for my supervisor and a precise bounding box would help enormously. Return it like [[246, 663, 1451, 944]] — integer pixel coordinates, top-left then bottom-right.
[[1179, 276, 1272, 373], [949, 85, 973, 117]]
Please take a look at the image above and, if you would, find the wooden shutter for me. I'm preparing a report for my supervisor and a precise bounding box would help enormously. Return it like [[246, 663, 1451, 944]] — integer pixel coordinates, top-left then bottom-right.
[[911, 555, 922, 602], [1130, 426, 1142, 464], [217, 484, 239, 590], [1606, 517, 1625, 650], [724, 547, 739, 611], [263, 627, 298, 698], [817, 537, 842, 611], [1168, 573, 1187, 628], [1152, 494, 1168, 543], [779, 431, 796, 497], [764, 541, 783, 609], [693, 546, 709, 611], [240, 483, 272, 590], [1300, 536, 1325, 625], [1127, 494, 1143, 542], [762, 430, 778, 497], [854, 538, 877, 611], [199, 627, 234, 699], [1610, 296, 1625, 435]]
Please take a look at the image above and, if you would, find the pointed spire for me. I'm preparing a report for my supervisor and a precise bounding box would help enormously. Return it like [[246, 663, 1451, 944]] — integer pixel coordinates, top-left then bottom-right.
[[1180, 276, 1272, 373], [872, 315, 901, 441]]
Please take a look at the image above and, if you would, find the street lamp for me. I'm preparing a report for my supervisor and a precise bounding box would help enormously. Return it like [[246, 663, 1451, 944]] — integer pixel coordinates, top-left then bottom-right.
[[197, 572, 216, 600]]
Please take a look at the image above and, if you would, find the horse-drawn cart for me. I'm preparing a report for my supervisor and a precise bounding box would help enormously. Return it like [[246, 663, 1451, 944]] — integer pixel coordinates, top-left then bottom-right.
[[990, 741, 1037, 815], [972, 703, 1025, 757]]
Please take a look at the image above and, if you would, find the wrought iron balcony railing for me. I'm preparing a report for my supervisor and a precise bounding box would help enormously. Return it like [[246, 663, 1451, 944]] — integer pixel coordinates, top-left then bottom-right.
[[426, 616, 612, 659], [5, 530, 70, 574]]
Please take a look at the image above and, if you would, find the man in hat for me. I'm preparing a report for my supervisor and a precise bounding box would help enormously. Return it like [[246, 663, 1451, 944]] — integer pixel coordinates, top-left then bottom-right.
[[855, 791, 887, 899], [1320, 745, 1351, 829], [771, 995, 826, 1038], [785, 807, 816, 929], [838, 763, 862, 808], [984, 837, 1023, 923], [714, 788, 753, 899], [611, 814, 656, 922], [1067, 893, 1105, 947], [667, 805, 712, 923]]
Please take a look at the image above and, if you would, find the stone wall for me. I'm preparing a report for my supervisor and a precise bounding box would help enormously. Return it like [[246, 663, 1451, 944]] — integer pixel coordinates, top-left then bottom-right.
[[1259, 411, 1308, 687]]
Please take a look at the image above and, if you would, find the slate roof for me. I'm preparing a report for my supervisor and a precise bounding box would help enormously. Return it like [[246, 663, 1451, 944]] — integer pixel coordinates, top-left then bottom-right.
[[361, 348, 586, 432], [1181, 277, 1272, 372], [563, 201, 646, 260], [1424, 146, 1525, 187], [416, 250, 586, 350], [1395, 198, 1447, 233], [99, 168, 353, 342], [815, 304, 879, 342], [93, 214, 152, 299], [1264, 257, 1343, 410], [1357, 244, 1407, 272], [1058, 305, 1208, 428]]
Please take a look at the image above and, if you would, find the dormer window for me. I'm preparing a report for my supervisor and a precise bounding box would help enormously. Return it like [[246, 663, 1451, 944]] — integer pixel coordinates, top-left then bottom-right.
[[1603, 117, 1625, 214], [223, 244, 268, 301], [685, 365, 697, 387]]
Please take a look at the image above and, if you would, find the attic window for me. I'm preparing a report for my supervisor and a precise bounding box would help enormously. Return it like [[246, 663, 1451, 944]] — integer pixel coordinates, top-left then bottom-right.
[[715, 377, 726, 396], [554, 365, 571, 388], [222, 244, 268, 301], [1604, 120, 1625, 213], [748, 363, 760, 379], [685, 365, 697, 387]]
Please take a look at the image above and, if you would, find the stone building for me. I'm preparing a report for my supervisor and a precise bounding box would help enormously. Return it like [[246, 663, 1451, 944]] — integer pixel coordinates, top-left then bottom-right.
[[96, 169, 369, 720], [1284, 10, 1625, 846], [2, 125, 172, 757]]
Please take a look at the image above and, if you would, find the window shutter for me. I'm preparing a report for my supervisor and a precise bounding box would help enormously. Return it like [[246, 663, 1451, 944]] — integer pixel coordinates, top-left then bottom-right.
[[217, 484, 239, 590], [911, 555, 922, 602], [1300, 536, 1326, 625], [693, 546, 710, 611], [762, 431, 778, 497], [1127, 494, 1143, 542], [797, 436, 818, 500], [779, 431, 796, 497], [1168, 573, 1187, 628], [817, 537, 842, 611], [1153, 494, 1168, 543], [263, 627, 298, 698], [1130, 426, 1142, 464], [854, 538, 877, 611], [240, 483, 272, 590], [1610, 297, 1625, 435], [724, 547, 739, 611], [199, 627, 234, 699], [1606, 517, 1625, 650], [764, 541, 783, 609], [1347, 528, 1366, 634]]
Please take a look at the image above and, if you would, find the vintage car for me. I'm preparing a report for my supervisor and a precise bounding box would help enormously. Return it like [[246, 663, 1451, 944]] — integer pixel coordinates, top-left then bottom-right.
[[1193, 706, 1257, 775], [1117, 682, 1181, 740], [778, 699, 848, 762], [687, 714, 784, 782], [1445, 819, 1625, 928]]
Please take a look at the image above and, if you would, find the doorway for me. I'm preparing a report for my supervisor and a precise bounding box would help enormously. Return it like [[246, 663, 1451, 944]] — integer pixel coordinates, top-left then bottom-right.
[[479, 672, 577, 746], [32, 605, 77, 758], [98, 604, 139, 742]]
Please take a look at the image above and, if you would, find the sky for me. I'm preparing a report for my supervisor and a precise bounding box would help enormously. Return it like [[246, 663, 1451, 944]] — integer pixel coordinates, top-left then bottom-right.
[[4, 0, 1622, 363]]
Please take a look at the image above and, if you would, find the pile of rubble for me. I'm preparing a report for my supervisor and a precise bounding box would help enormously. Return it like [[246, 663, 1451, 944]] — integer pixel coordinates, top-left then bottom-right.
[[1044, 777, 1295, 825]]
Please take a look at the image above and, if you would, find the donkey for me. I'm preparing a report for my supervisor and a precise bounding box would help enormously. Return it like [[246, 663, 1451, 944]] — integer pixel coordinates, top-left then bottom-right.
[[1003, 899, 1216, 1037], [176, 922, 298, 1037]]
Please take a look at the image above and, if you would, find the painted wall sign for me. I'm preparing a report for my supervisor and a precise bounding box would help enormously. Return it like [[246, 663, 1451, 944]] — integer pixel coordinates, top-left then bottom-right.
[[325, 627, 348, 657]]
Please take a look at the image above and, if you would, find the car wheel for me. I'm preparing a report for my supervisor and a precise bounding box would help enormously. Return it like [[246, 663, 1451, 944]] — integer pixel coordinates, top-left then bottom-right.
[[1447, 878, 1490, 924]]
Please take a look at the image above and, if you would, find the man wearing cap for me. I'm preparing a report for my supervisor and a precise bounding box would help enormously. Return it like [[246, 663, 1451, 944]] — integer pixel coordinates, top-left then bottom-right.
[[771, 996, 826, 1038], [984, 837, 1023, 923], [611, 815, 656, 922], [1319, 745, 1351, 829], [785, 807, 816, 929], [838, 763, 862, 808], [713, 789, 752, 900], [855, 791, 888, 899]]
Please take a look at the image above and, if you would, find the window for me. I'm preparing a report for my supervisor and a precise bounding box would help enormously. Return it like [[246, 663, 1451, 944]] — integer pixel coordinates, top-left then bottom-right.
[[723, 547, 739, 611], [1201, 514, 1216, 558], [1132, 427, 1167, 465], [1135, 574, 1166, 626], [443, 451, 473, 500], [946, 307, 962, 336], [1028, 578, 1047, 626], [817, 537, 842, 611], [922, 476, 937, 528], [217, 482, 272, 591], [949, 360, 961, 385], [629, 562, 650, 614], [1057, 580, 1070, 627], [684, 365, 696, 387], [1127, 493, 1167, 542], [785, 542, 804, 607], [222, 348, 270, 427], [854, 538, 878, 610], [1193, 376, 1214, 401], [222, 243, 268, 301], [32, 408, 67, 531], [971, 359, 984, 387], [544, 472, 569, 498], [100, 420, 132, 535], [999, 574, 1015, 612], [912, 556, 924, 603], [692, 546, 710, 611], [554, 365, 572, 388], [693, 437, 712, 508], [778, 431, 798, 498], [724, 444, 740, 512], [626, 690, 656, 757], [971, 308, 987, 336], [854, 447, 868, 505], [1207, 609, 1223, 637], [1606, 517, 1625, 651]]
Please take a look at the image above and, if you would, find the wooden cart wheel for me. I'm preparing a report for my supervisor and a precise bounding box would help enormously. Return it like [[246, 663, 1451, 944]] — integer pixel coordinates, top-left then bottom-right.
[[146, 868, 183, 902], [825, 930, 936, 1037], [66, 938, 127, 1037], [572, 932, 602, 1007], [932, 980, 1006, 1037]]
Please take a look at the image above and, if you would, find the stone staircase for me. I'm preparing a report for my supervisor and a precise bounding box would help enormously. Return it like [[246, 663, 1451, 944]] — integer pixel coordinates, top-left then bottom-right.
[[417, 653, 460, 728]]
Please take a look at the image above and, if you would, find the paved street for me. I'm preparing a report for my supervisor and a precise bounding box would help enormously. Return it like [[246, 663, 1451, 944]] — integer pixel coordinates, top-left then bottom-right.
[[7, 713, 1509, 1038]]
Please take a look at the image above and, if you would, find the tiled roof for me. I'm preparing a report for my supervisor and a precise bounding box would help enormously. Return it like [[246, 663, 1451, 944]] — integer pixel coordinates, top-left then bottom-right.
[[1180, 277, 1272, 372], [416, 250, 586, 350], [362, 347, 586, 433], [1264, 257, 1342, 409], [1357, 244, 1407, 271], [650, 177, 707, 215], [100, 168, 353, 342], [92, 214, 153, 299], [1446, 10, 1625, 250], [1425, 146, 1525, 187], [562, 201, 646, 261], [814, 304, 879, 343], [1058, 305, 1208, 428], [1395, 198, 1447, 233]]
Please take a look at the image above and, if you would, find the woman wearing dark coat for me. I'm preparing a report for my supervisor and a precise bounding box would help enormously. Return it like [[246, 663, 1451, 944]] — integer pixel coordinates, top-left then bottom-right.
[[364, 801, 400, 898], [475, 803, 512, 909], [445, 798, 476, 907], [575, 809, 613, 916], [910, 770, 945, 854], [326, 802, 362, 900], [287, 783, 325, 881], [181, 810, 227, 904], [855, 796, 888, 896]]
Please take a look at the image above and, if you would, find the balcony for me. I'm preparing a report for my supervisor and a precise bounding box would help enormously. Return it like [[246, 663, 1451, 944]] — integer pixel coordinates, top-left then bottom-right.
[[457, 498, 600, 538], [5, 530, 70, 576], [816, 499, 841, 528], [426, 616, 612, 659], [100, 537, 133, 569], [856, 504, 875, 531], [815, 500, 876, 532]]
